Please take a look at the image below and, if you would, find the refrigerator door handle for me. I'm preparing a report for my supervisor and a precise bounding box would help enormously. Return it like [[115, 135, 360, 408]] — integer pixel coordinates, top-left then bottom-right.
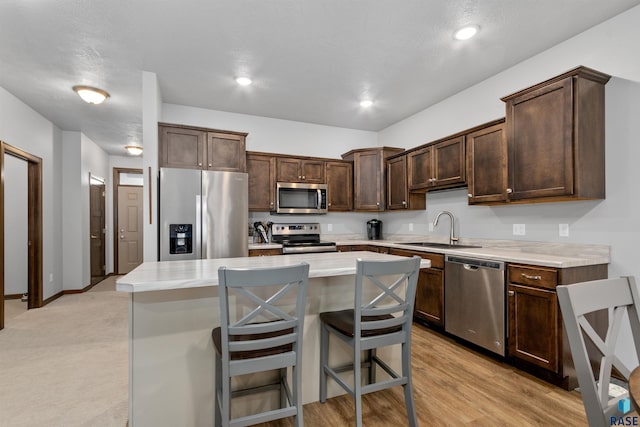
[[195, 194, 207, 259]]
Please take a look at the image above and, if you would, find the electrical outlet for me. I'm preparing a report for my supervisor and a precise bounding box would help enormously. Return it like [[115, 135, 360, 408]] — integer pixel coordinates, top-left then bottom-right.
[[428, 222, 434, 232], [559, 223, 569, 237], [409, 223, 414, 231], [327, 224, 333, 232], [513, 224, 526, 236]]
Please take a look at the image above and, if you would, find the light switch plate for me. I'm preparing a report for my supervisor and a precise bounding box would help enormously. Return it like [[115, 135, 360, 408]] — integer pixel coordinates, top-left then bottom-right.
[[559, 223, 569, 237], [513, 224, 526, 236], [327, 224, 333, 232], [428, 222, 434, 232]]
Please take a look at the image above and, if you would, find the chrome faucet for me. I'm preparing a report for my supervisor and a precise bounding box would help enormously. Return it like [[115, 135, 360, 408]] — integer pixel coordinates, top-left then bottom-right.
[[433, 211, 458, 245]]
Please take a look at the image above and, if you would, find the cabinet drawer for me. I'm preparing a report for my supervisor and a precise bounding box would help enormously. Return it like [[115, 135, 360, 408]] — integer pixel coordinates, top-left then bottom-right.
[[508, 264, 557, 290], [388, 248, 444, 269], [248, 248, 282, 256]]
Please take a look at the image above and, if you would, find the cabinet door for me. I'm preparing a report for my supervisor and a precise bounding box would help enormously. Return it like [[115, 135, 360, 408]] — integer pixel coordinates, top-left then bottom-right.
[[159, 126, 206, 169], [407, 146, 433, 191], [387, 156, 409, 210], [326, 161, 353, 211], [276, 158, 302, 182], [414, 268, 444, 327], [354, 151, 383, 211], [467, 122, 508, 204], [248, 248, 282, 256], [506, 77, 573, 200], [206, 132, 246, 172], [300, 160, 325, 183], [508, 283, 559, 372], [433, 136, 465, 188], [247, 153, 276, 211]]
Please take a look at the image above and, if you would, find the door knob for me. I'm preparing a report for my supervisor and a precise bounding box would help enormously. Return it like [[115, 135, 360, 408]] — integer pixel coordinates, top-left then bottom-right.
[[120, 235, 125, 239], [120, 228, 125, 233]]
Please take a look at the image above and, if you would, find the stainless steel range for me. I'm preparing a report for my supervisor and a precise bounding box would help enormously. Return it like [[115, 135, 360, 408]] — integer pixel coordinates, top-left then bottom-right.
[[271, 222, 337, 254]]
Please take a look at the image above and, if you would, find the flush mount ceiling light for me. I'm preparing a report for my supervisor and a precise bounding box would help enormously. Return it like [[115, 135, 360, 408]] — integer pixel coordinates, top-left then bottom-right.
[[360, 100, 374, 108], [125, 145, 143, 156], [454, 25, 479, 41], [72, 85, 110, 104], [235, 77, 252, 86]]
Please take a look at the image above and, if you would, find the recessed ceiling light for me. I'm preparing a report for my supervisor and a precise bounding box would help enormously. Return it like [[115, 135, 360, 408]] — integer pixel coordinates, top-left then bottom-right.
[[236, 77, 252, 86], [360, 100, 373, 108], [72, 85, 110, 104], [454, 25, 479, 41]]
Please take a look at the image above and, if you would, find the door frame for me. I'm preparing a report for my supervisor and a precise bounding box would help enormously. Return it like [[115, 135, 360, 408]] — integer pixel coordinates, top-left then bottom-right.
[[113, 167, 143, 274], [89, 173, 106, 285], [0, 142, 43, 331]]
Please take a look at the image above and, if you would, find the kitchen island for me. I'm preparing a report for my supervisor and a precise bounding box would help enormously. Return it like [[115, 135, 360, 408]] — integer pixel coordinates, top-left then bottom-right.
[[116, 251, 430, 427]]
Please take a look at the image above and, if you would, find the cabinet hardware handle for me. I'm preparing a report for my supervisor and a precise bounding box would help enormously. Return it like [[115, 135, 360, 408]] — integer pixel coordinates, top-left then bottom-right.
[[506, 188, 513, 194], [91, 234, 98, 239], [508, 290, 515, 296], [402, 200, 407, 206], [302, 176, 305, 179], [522, 273, 542, 280], [468, 193, 472, 198], [198, 163, 202, 166], [208, 163, 212, 167], [328, 203, 331, 207]]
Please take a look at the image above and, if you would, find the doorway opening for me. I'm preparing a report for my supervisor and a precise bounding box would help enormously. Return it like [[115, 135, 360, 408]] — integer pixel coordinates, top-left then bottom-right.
[[113, 168, 144, 275], [0, 142, 43, 331], [89, 174, 106, 286]]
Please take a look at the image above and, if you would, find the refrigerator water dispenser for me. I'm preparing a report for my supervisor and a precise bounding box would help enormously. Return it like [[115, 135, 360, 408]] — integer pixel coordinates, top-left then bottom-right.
[[169, 224, 192, 254]]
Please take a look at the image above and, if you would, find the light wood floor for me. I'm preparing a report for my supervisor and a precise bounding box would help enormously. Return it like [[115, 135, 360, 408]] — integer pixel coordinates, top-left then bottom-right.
[[259, 323, 587, 426]]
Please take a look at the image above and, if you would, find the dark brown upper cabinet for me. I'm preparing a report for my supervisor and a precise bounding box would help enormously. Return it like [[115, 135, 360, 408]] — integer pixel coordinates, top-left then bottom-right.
[[247, 152, 276, 212], [466, 120, 508, 204], [407, 136, 466, 192], [276, 158, 325, 183], [325, 160, 353, 211], [159, 123, 247, 172], [342, 147, 404, 211], [501, 66, 610, 203], [386, 154, 426, 210]]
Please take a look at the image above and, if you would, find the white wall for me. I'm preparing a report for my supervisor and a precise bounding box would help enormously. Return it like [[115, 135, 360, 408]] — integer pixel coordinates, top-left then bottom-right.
[[142, 71, 161, 262], [162, 104, 378, 159], [3, 154, 28, 296], [0, 86, 63, 300], [377, 5, 640, 280]]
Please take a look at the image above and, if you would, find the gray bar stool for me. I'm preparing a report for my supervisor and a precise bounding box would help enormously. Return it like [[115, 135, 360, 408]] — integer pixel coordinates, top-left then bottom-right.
[[558, 276, 640, 426], [212, 263, 309, 427], [319, 256, 421, 427]]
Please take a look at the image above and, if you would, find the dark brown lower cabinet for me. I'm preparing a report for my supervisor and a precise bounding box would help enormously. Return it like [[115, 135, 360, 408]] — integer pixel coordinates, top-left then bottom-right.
[[248, 248, 282, 256], [388, 248, 444, 328], [508, 283, 559, 372]]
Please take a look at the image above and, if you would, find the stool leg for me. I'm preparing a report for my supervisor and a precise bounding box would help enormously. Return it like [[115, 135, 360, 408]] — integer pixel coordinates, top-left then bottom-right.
[[354, 345, 363, 427], [367, 349, 377, 384], [280, 368, 287, 408], [402, 341, 417, 427], [319, 322, 329, 403], [293, 364, 304, 427], [214, 352, 222, 427]]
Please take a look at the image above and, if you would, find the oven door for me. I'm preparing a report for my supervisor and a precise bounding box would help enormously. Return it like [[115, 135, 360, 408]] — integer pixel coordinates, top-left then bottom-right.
[[276, 182, 327, 214]]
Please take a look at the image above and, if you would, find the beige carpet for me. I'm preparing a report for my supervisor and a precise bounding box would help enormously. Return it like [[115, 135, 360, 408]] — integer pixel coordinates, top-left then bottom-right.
[[0, 276, 128, 427]]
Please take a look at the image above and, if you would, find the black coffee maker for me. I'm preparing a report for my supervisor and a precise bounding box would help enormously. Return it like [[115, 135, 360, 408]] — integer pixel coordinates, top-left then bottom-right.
[[366, 219, 383, 240]]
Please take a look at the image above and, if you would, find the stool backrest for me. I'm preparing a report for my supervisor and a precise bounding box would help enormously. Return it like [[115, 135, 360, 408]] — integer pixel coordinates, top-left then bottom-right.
[[218, 263, 309, 368], [354, 256, 421, 340], [557, 276, 640, 426]]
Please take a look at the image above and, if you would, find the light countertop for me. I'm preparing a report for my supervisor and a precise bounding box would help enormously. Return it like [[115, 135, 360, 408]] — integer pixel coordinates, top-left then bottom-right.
[[116, 251, 431, 293], [251, 236, 610, 269]]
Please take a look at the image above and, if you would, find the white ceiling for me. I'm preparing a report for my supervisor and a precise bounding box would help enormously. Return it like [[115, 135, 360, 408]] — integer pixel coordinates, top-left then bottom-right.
[[1, 1, 639, 155]]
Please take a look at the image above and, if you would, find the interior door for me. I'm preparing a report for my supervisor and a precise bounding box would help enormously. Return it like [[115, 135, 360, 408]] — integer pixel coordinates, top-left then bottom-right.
[[117, 186, 143, 274], [90, 183, 106, 285]]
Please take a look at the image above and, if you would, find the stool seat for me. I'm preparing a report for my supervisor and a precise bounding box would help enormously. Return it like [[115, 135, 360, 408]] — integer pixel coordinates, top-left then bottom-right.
[[212, 326, 294, 360], [319, 309, 402, 338]]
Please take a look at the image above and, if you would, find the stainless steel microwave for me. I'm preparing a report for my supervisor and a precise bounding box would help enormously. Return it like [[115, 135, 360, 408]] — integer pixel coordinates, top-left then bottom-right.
[[275, 182, 328, 214]]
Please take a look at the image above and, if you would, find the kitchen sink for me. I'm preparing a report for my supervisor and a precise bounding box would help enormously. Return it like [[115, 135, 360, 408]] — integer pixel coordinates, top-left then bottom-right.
[[399, 242, 482, 249]]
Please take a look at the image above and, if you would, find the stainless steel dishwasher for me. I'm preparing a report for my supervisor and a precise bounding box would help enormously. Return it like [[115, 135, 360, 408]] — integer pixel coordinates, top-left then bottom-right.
[[445, 255, 506, 356]]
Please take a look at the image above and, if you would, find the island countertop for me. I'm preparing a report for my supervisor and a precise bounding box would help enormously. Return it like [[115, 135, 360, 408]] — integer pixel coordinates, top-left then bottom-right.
[[116, 251, 431, 293]]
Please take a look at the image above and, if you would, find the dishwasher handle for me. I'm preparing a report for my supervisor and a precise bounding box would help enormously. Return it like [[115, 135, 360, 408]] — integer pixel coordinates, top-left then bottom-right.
[[445, 255, 505, 270]]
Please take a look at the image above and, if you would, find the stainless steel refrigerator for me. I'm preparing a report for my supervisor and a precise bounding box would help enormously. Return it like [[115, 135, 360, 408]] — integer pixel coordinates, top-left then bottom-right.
[[159, 168, 248, 261]]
